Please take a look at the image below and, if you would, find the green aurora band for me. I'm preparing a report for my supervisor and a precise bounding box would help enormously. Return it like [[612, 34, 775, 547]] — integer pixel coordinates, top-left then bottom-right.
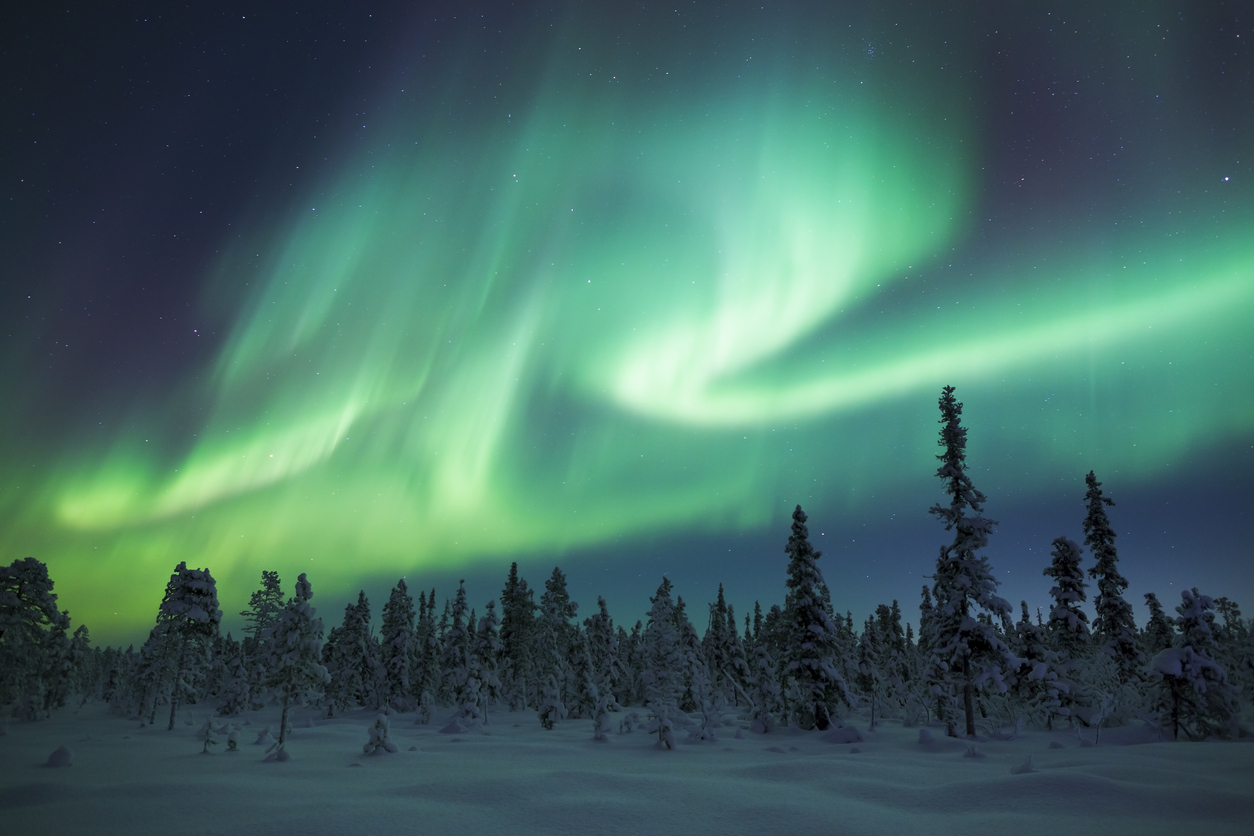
[[5, 46, 1252, 644]]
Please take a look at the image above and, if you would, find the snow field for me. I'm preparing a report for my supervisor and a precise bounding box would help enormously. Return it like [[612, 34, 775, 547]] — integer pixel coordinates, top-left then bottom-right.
[[2, 703, 1251, 836]]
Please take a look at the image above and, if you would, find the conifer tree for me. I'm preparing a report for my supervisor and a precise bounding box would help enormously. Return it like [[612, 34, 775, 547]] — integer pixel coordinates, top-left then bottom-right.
[[724, 605, 752, 705], [0, 558, 72, 720], [499, 564, 537, 709], [1143, 592, 1175, 656], [642, 578, 684, 748], [748, 641, 783, 733], [1009, 601, 1068, 729], [157, 562, 223, 730], [217, 636, 251, 717], [1043, 536, 1091, 658], [379, 579, 415, 711], [702, 585, 734, 701], [411, 589, 441, 710], [325, 592, 381, 713], [537, 567, 577, 704], [856, 615, 884, 728], [567, 625, 598, 720], [472, 600, 503, 721], [926, 386, 1013, 737], [264, 573, 329, 752], [1150, 589, 1241, 740], [240, 571, 284, 656], [584, 597, 623, 707], [781, 505, 849, 730], [440, 581, 474, 707], [1083, 472, 1143, 681]]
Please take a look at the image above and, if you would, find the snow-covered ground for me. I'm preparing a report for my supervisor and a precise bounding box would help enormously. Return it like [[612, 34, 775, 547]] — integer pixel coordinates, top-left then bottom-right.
[[2, 703, 1251, 836]]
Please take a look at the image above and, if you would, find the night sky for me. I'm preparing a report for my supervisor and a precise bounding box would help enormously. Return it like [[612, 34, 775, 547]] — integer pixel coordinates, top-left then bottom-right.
[[2, 2, 1252, 647]]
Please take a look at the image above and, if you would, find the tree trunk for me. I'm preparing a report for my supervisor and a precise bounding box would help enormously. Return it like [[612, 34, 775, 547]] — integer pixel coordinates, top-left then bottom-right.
[[278, 692, 290, 747], [167, 638, 186, 731], [962, 656, 975, 737]]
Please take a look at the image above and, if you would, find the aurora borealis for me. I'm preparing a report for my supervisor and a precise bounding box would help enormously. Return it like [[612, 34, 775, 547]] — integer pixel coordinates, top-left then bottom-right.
[[2, 3, 1252, 645]]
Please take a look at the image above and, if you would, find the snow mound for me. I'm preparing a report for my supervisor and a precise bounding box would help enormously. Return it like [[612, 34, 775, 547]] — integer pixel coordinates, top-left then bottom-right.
[[1048, 741, 1065, 749], [917, 728, 934, 744], [1010, 755, 1036, 774], [253, 729, 274, 747], [439, 718, 467, 735], [963, 745, 986, 759], [262, 748, 291, 763], [46, 745, 72, 768], [733, 728, 746, 740], [819, 726, 863, 745]]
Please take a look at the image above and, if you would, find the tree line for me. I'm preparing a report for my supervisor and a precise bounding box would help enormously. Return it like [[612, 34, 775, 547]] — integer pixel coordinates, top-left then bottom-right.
[[2, 386, 1250, 749]]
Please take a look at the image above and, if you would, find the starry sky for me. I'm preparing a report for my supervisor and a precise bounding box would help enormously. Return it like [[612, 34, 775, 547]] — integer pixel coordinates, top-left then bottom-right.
[[2, 2, 1252, 647]]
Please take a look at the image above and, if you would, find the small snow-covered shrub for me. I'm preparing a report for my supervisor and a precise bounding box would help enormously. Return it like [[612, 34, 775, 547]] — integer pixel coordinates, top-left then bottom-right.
[[364, 714, 399, 755], [197, 717, 219, 753]]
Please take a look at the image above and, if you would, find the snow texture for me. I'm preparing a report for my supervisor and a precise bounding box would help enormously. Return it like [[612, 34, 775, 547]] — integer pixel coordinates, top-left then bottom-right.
[[4, 702, 1252, 835]]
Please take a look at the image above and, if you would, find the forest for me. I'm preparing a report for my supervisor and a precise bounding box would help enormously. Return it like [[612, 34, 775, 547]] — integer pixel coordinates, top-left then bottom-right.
[[3, 387, 1250, 753]]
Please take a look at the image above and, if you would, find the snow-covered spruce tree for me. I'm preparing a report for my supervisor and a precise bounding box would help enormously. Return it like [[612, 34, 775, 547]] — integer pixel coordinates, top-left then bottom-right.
[[856, 616, 885, 729], [642, 577, 684, 748], [585, 597, 625, 708], [537, 672, 567, 730], [1009, 601, 1068, 729], [1142, 592, 1176, 657], [264, 573, 330, 753], [1212, 597, 1254, 700], [327, 591, 383, 712], [874, 602, 909, 717], [1043, 536, 1091, 659], [621, 621, 647, 706], [411, 589, 441, 715], [780, 505, 849, 731], [472, 600, 503, 721], [927, 386, 1013, 737], [914, 585, 948, 725], [379, 579, 415, 711], [537, 567, 577, 707], [675, 599, 707, 713], [723, 605, 752, 706], [748, 640, 783, 733], [68, 625, 100, 706], [499, 564, 537, 710], [567, 625, 598, 720], [702, 585, 735, 704], [440, 581, 477, 713], [1080, 473, 1142, 683], [217, 636, 251, 717], [0, 557, 72, 720], [37, 621, 74, 717], [157, 562, 223, 730], [1149, 588, 1241, 740]]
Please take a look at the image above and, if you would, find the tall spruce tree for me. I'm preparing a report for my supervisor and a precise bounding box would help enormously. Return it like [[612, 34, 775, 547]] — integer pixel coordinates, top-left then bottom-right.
[[1043, 536, 1091, 658], [499, 564, 537, 709], [927, 386, 1012, 737], [781, 505, 849, 730], [380, 579, 415, 710], [1082, 471, 1142, 681], [642, 577, 684, 748]]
